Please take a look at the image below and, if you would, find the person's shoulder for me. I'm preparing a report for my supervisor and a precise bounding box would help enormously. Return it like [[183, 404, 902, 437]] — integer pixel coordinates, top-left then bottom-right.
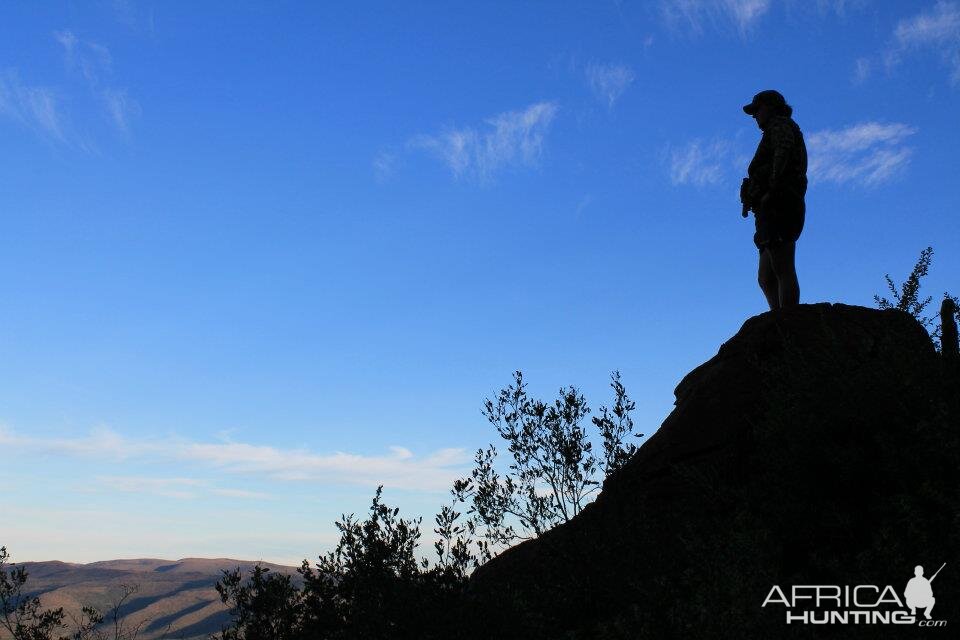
[[769, 115, 794, 130], [769, 116, 802, 140]]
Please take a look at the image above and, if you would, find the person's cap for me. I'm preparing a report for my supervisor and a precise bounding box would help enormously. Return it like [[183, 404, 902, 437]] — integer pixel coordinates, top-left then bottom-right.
[[743, 90, 786, 115]]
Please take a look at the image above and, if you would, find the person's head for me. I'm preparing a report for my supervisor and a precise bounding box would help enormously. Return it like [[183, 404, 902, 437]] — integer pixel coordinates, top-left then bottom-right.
[[743, 90, 792, 129], [915, 565, 925, 577]]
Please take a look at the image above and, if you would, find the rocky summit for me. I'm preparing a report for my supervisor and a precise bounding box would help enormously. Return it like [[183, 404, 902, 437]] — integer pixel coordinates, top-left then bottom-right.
[[458, 303, 959, 639]]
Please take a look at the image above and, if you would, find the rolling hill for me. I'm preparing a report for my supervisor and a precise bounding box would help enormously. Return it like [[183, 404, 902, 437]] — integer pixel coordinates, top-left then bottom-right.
[[15, 557, 298, 640]]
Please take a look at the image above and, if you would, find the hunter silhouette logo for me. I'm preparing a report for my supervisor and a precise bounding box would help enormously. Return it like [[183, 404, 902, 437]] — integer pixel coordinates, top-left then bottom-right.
[[905, 563, 945, 620], [762, 562, 948, 626]]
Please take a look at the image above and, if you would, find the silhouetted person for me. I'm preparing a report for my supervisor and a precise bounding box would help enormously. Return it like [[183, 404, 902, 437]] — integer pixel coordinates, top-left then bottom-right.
[[941, 298, 958, 360], [905, 565, 936, 619], [741, 90, 807, 310]]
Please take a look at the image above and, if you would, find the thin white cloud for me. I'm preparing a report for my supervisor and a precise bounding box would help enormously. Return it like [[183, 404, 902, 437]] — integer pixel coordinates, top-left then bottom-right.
[[211, 488, 272, 500], [806, 121, 917, 186], [410, 101, 558, 181], [372, 150, 397, 182], [53, 29, 139, 133], [0, 70, 65, 141], [101, 88, 139, 133], [53, 30, 79, 63], [887, 1, 960, 83], [0, 30, 135, 146], [667, 139, 732, 186], [96, 476, 205, 500], [0, 424, 163, 459], [660, 0, 771, 36], [180, 440, 466, 490], [55, 29, 112, 84], [585, 62, 635, 108], [94, 475, 272, 501], [0, 425, 469, 493], [894, 1, 960, 47], [727, 0, 771, 30]]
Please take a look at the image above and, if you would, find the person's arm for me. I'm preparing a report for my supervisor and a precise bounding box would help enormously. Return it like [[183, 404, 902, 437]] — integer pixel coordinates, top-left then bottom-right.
[[766, 119, 795, 195]]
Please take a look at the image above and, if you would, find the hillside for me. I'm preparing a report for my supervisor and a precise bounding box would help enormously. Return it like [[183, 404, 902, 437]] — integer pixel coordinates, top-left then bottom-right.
[[15, 557, 296, 640], [458, 303, 959, 638]]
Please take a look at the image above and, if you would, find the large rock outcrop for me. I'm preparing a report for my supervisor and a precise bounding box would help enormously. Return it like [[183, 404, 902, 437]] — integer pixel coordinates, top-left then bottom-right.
[[458, 304, 959, 639]]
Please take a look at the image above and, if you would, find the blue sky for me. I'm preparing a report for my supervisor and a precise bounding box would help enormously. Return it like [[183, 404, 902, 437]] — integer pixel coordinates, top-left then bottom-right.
[[2, 1, 959, 565]]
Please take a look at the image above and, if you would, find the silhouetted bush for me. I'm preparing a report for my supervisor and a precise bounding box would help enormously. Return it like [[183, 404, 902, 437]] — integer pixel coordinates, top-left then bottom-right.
[[214, 487, 466, 640], [451, 370, 642, 558], [213, 371, 641, 639], [875, 245, 958, 349]]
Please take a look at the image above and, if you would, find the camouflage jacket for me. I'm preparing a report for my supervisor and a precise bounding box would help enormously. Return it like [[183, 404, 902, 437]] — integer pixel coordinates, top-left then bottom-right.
[[746, 115, 808, 205]]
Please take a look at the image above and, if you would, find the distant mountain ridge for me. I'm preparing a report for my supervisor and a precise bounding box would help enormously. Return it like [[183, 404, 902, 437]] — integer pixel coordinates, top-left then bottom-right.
[[18, 557, 297, 640]]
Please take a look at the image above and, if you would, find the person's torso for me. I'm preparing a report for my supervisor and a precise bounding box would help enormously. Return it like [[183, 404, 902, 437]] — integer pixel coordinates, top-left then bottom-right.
[[748, 116, 808, 197]]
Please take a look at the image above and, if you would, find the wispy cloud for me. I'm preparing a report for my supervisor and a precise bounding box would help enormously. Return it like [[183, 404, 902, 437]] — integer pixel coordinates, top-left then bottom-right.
[[95, 475, 271, 500], [660, 0, 771, 36], [0, 424, 164, 459], [54, 29, 139, 133], [0, 425, 469, 493], [585, 62, 635, 108], [0, 70, 65, 141], [667, 139, 733, 186], [212, 487, 273, 500], [372, 150, 397, 182], [894, 1, 960, 47], [101, 88, 140, 132], [886, 1, 960, 83], [55, 30, 112, 84], [180, 441, 468, 491], [0, 30, 139, 146], [806, 121, 917, 186], [96, 476, 206, 500], [410, 102, 558, 181]]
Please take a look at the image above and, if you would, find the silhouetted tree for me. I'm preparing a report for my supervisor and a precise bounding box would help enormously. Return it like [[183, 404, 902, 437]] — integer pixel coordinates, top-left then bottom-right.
[[875, 246, 936, 328], [214, 487, 467, 640], [593, 371, 640, 475], [213, 565, 301, 640], [431, 499, 475, 581], [875, 246, 958, 349], [451, 371, 642, 556]]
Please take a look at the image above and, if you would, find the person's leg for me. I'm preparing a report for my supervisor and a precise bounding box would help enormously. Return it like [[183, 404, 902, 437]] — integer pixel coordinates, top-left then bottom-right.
[[768, 240, 799, 308], [758, 248, 780, 310]]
